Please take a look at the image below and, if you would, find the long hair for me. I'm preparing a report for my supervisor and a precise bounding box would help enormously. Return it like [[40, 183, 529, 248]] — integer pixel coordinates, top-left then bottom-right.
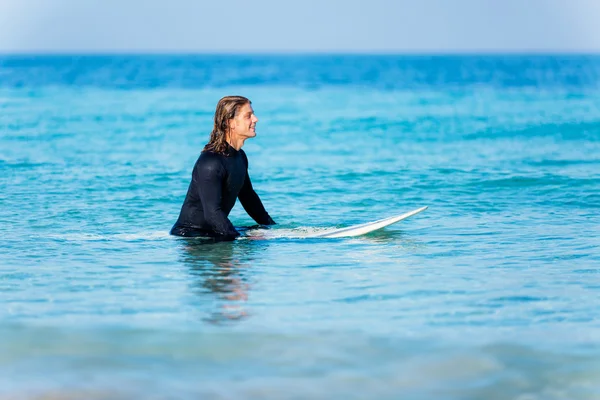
[[203, 96, 251, 154]]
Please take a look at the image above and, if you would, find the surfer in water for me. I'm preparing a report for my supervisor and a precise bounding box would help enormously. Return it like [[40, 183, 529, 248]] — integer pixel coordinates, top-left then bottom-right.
[[170, 96, 275, 240]]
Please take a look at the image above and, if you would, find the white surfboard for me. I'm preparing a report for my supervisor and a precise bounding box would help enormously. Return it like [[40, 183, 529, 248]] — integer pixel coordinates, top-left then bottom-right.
[[307, 206, 428, 238]]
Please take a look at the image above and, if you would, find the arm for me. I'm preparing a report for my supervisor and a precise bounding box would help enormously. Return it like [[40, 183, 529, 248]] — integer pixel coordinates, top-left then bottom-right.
[[195, 156, 240, 240], [238, 151, 276, 226]]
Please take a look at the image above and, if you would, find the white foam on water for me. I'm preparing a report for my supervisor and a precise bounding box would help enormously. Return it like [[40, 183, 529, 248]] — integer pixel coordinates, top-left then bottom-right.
[[112, 231, 173, 241], [242, 227, 332, 240], [45, 231, 173, 242]]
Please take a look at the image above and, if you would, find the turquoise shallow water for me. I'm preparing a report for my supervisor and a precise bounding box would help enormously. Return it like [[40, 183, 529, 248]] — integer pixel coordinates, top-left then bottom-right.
[[1, 55, 600, 399]]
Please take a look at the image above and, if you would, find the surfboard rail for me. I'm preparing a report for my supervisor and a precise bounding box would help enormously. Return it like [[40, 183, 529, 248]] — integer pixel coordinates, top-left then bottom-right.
[[308, 206, 428, 238]]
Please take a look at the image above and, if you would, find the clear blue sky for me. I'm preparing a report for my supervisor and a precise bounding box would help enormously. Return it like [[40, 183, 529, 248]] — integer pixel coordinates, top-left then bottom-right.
[[1, 0, 599, 53]]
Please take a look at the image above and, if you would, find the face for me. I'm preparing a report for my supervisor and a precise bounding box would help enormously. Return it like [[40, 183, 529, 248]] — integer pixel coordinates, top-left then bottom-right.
[[229, 103, 258, 140]]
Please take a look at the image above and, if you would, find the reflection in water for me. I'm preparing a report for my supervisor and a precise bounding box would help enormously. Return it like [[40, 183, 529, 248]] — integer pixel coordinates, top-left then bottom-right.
[[178, 238, 265, 324]]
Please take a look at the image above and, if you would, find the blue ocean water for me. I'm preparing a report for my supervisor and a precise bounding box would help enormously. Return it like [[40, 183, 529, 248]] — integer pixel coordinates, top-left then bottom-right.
[[1, 55, 600, 399]]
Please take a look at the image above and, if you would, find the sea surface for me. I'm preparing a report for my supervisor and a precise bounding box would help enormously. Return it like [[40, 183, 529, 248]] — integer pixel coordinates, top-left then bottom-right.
[[1, 55, 600, 399]]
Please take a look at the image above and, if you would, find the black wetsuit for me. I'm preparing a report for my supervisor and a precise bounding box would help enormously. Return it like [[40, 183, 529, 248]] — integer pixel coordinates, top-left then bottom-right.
[[170, 145, 275, 240]]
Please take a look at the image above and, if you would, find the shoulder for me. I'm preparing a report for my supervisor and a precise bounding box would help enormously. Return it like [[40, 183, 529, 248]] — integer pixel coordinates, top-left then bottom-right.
[[196, 151, 225, 174]]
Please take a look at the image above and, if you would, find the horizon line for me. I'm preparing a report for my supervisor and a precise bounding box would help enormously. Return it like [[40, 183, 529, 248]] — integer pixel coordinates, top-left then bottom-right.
[[1, 50, 600, 57]]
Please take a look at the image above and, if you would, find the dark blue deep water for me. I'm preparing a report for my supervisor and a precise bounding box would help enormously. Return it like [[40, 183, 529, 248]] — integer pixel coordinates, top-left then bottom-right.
[[1, 55, 599, 399]]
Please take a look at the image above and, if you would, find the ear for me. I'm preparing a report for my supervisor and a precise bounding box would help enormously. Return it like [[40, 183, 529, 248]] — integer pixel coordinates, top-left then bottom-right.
[[228, 118, 236, 131]]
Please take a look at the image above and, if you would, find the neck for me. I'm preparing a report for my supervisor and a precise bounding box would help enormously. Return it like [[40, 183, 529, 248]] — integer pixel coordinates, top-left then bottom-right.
[[226, 134, 246, 151]]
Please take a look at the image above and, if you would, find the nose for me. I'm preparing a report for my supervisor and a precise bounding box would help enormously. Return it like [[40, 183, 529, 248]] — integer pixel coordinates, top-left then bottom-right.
[[252, 114, 258, 123]]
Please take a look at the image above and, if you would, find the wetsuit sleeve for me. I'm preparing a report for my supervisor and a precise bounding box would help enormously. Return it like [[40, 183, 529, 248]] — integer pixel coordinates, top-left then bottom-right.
[[238, 151, 276, 225], [195, 156, 240, 240]]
